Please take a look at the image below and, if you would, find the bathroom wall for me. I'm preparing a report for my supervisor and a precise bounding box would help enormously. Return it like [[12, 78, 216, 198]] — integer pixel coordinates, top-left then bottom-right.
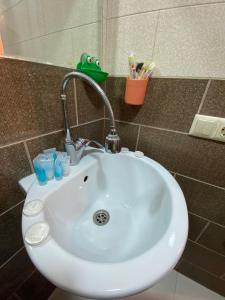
[[0, 57, 104, 300], [105, 0, 225, 78], [0, 0, 103, 68], [103, 1, 225, 296], [105, 78, 225, 296]]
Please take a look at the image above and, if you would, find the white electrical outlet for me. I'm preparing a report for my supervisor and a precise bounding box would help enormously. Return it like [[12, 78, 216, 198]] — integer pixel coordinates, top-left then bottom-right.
[[189, 114, 225, 142]]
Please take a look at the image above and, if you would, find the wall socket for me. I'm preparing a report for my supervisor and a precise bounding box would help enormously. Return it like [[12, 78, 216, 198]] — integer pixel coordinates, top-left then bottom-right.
[[189, 114, 225, 142]]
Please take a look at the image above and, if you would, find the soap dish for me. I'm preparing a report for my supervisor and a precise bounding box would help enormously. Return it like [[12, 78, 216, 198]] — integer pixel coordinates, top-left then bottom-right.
[[25, 222, 50, 246], [23, 200, 43, 217]]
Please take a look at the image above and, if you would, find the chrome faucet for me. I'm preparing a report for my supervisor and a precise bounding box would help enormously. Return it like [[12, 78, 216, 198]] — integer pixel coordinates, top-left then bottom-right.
[[60, 70, 120, 165]]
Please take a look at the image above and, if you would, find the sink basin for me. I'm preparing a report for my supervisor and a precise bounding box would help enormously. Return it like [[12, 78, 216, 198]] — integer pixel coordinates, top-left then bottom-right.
[[21, 151, 188, 299]]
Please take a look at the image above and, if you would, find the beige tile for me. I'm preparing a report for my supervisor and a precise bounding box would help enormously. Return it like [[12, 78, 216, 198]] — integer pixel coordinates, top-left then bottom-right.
[[41, 0, 102, 34], [71, 23, 101, 66], [154, 3, 225, 78], [107, 0, 224, 18], [0, 0, 45, 45], [175, 272, 225, 300], [36, 30, 73, 68], [106, 12, 158, 75]]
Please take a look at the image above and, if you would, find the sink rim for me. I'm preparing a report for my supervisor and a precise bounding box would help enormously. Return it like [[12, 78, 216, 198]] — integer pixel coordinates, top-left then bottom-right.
[[22, 151, 188, 299]]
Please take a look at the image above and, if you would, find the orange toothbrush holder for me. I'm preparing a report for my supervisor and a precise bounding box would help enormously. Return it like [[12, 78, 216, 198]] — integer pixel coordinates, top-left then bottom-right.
[[124, 78, 149, 105]]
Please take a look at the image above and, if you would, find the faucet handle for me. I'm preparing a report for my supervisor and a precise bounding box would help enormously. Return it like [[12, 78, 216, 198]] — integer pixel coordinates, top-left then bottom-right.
[[79, 138, 104, 150]]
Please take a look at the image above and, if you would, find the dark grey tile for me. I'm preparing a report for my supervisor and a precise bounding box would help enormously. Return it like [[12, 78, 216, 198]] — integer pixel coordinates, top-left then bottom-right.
[[201, 80, 225, 118], [0, 203, 24, 265], [188, 213, 208, 241], [198, 223, 225, 256], [104, 120, 139, 151], [138, 126, 225, 188], [177, 176, 225, 226], [116, 121, 139, 151], [0, 58, 76, 146], [177, 260, 225, 297], [76, 79, 104, 124], [0, 144, 31, 214], [182, 240, 225, 276], [106, 77, 207, 132], [17, 270, 55, 300], [72, 120, 105, 145], [0, 249, 34, 300], [26, 131, 65, 161]]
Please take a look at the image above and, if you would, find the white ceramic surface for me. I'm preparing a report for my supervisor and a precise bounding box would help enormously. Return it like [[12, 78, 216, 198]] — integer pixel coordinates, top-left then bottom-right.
[[21, 151, 188, 299]]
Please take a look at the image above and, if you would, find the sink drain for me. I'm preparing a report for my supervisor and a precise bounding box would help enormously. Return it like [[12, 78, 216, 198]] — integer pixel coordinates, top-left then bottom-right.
[[93, 210, 110, 226]]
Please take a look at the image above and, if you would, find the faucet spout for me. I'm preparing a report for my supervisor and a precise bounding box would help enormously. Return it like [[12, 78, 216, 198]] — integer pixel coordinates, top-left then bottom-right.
[[60, 70, 120, 165]]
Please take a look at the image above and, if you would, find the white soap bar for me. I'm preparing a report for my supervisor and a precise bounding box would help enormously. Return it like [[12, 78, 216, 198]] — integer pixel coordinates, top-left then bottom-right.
[[25, 222, 49, 246], [121, 147, 129, 153], [23, 200, 43, 217], [135, 151, 144, 158]]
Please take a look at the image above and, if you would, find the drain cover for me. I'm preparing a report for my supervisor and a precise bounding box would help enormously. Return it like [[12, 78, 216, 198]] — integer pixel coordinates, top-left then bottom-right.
[[93, 210, 110, 226]]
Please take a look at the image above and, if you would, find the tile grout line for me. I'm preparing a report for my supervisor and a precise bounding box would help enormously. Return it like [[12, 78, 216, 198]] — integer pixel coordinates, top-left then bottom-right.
[[135, 125, 141, 151], [188, 239, 225, 258], [114, 118, 188, 135], [23, 142, 34, 173], [14, 269, 36, 295], [180, 258, 224, 280], [0, 199, 25, 218], [107, 1, 225, 20], [73, 79, 79, 125], [195, 221, 210, 242], [176, 172, 225, 192], [6, 20, 101, 47], [0, 128, 64, 150], [151, 10, 160, 61], [197, 79, 211, 114], [0, 246, 24, 270], [11, 293, 23, 300], [109, 74, 225, 80], [0, 119, 105, 150], [70, 118, 105, 128], [188, 211, 225, 228]]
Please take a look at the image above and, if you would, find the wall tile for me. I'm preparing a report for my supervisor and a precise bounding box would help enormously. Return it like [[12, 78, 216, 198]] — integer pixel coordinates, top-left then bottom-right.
[[0, 249, 34, 300], [76, 79, 104, 123], [106, 12, 158, 75], [0, 143, 31, 214], [182, 240, 225, 276], [107, 0, 224, 18], [71, 22, 101, 67], [72, 120, 104, 144], [138, 126, 225, 188], [188, 213, 208, 241], [198, 223, 225, 256], [0, 0, 45, 45], [35, 30, 73, 68], [0, 58, 76, 146], [0, 203, 24, 265], [177, 260, 225, 297], [26, 131, 65, 161], [41, 0, 102, 34], [107, 77, 207, 132], [0, 0, 21, 14], [176, 175, 225, 226], [201, 80, 225, 118], [16, 270, 55, 300], [154, 4, 225, 78]]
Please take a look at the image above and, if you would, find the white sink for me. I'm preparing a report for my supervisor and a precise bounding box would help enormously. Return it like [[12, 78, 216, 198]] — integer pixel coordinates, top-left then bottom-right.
[[21, 151, 188, 299]]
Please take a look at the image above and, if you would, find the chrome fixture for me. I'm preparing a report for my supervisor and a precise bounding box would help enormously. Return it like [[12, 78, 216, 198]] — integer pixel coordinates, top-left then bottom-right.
[[60, 71, 120, 165]]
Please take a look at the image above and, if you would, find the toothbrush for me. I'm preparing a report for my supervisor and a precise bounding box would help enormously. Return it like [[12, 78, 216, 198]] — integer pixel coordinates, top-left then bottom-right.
[[128, 52, 137, 79]]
